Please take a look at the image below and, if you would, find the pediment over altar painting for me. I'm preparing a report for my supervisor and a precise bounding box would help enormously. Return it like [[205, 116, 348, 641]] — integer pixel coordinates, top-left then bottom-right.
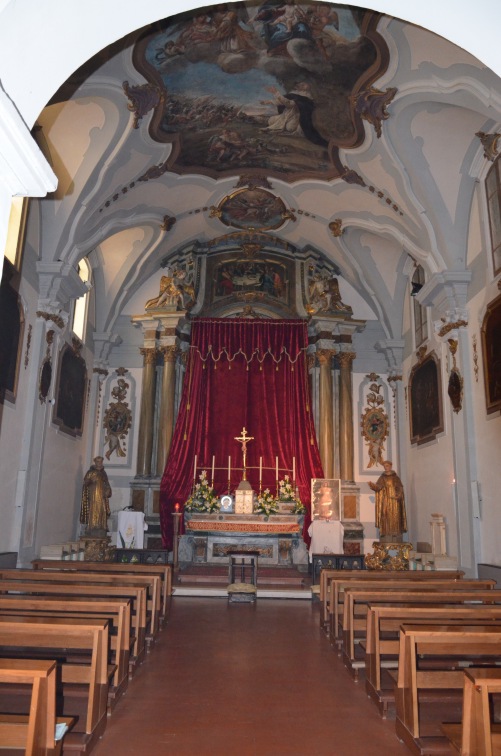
[[132, 2, 388, 181]]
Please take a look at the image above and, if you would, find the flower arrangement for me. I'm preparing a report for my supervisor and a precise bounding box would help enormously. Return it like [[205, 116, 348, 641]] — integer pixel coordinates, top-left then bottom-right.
[[185, 470, 220, 513], [255, 488, 278, 517], [278, 475, 306, 514]]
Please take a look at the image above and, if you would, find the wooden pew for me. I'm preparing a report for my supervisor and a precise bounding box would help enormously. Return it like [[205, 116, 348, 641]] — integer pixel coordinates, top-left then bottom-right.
[[0, 658, 72, 755], [340, 587, 501, 679], [395, 624, 501, 756], [0, 595, 131, 711], [364, 603, 501, 717], [318, 569, 465, 630], [0, 618, 109, 755], [31, 560, 172, 625], [442, 668, 501, 755], [332, 578, 495, 645], [0, 569, 160, 643], [0, 579, 147, 669]]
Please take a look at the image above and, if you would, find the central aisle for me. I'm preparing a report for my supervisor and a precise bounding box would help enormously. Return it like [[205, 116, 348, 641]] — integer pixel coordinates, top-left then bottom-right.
[[93, 598, 409, 755]]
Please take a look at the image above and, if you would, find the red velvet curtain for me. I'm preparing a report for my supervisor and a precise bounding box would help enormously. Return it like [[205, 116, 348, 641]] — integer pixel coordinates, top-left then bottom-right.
[[159, 318, 323, 549]]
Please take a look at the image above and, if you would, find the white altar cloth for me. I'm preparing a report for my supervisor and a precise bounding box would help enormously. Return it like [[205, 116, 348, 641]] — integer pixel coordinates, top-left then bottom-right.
[[308, 519, 343, 560]]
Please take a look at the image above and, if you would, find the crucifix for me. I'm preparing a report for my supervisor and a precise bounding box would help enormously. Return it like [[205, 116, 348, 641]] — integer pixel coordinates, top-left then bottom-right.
[[234, 427, 254, 481]]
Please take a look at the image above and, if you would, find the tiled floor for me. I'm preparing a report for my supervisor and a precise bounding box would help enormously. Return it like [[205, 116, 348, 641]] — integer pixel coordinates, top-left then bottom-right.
[[92, 597, 410, 755]]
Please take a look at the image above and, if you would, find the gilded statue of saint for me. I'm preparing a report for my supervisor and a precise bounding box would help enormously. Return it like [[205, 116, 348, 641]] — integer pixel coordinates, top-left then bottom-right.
[[80, 456, 112, 536], [369, 460, 407, 542]]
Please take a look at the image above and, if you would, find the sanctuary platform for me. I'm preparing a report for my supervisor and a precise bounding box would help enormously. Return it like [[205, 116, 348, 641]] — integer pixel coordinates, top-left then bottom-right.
[[179, 512, 307, 567]]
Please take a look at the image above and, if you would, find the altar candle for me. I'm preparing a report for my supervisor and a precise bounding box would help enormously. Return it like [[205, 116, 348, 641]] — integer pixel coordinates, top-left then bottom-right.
[[193, 454, 197, 481], [276, 456, 279, 481], [174, 502, 180, 512], [259, 456, 262, 484], [211, 455, 215, 484], [228, 455, 231, 479], [293, 456, 296, 483]]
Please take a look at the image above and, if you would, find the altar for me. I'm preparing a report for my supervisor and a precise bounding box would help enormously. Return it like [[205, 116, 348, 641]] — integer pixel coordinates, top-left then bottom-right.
[[179, 512, 307, 566]]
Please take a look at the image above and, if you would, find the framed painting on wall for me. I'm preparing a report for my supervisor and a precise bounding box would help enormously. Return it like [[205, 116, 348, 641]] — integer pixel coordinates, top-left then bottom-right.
[[409, 351, 444, 445], [311, 479, 341, 521], [0, 261, 24, 404], [53, 342, 87, 436], [481, 292, 501, 414]]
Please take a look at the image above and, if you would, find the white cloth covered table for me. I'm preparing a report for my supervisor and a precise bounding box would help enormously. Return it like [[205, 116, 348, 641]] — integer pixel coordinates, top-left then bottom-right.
[[308, 519, 343, 560], [117, 510, 147, 549]]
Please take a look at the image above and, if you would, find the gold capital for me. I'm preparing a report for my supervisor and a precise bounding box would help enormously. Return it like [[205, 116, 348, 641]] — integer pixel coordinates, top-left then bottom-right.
[[338, 351, 356, 368], [140, 347, 158, 366]]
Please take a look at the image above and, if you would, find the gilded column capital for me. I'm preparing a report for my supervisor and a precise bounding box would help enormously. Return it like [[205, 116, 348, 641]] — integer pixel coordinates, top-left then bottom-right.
[[159, 345, 178, 363], [338, 351, 356, 368], [140, 347, 158, 366], [317, 348, 336, 366]]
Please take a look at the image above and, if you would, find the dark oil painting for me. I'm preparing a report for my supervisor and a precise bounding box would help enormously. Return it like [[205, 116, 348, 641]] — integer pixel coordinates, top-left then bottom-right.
[[481, 293, 501, 414], [53, 345, 87, 436], [409, 352, 444, 445]]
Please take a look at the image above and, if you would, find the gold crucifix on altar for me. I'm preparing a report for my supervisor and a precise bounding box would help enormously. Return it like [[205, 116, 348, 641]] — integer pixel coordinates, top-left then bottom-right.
[[234, 427, 254, 481]]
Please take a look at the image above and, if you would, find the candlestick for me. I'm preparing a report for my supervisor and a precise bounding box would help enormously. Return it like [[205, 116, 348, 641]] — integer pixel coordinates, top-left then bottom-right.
[[292, 456, 296, 484], [259, 456, 262, 493], [193, 454, 197, 482], [276, 456, 279, 497], [211, 455, 215, 486]]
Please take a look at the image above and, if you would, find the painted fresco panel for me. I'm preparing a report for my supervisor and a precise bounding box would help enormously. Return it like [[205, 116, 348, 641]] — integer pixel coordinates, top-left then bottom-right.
[[133, 3, 387, 179]]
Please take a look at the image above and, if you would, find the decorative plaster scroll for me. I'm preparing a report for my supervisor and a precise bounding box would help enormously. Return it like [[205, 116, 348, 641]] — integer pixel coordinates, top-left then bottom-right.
[[447, 339, 463, 414], [161, 215, 176, 232], [36, 310, 65, 330], [472, 334, 479, 383], [24, 324, 32, 369], [122, 80, 164, 129], [351, 86, 397, 138], [476, 130, 501, 161], [103, 375, 133, 461], [329, 219, 343, 237], [360, 374, 389, 469], [437, 318, 468, 338]]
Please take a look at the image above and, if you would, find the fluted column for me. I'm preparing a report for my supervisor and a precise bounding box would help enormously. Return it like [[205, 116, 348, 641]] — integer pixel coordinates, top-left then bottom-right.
[[136, 347, 157, 476], [338, 351, 356, 482], [317, 349, 336, 478], [156, 345, 177, 475]]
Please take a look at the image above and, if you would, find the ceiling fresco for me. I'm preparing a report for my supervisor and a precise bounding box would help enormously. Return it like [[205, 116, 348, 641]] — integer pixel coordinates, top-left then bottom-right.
[[133, 1, 388, 180]]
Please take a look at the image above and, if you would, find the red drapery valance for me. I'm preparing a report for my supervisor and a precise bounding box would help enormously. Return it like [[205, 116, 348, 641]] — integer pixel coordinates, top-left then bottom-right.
[[159, 318, 323, 549]]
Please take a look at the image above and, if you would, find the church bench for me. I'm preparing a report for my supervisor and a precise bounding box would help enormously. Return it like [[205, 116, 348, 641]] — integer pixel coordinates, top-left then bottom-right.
[[364, 603, 501, 717], [331, 577, 494, 645], [0, 569, 160, 643], [395, 624, 501, 756], [31, 560, 172, 624], [0, 579, 147, 670], [0, 658, 73, 755], [0, 595, 131, 711], [340, 587, 501, 680], [318, 569, 465, 631], [441, 668, 501, 755], [0, 618, 110, 755]]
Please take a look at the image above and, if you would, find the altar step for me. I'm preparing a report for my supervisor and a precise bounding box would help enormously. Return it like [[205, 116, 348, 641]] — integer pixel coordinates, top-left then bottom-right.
[[173, 565, 312, 600]]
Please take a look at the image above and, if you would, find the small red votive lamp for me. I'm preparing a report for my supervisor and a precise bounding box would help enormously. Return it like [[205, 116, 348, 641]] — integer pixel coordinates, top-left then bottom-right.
[[175, 502, 180, 512]]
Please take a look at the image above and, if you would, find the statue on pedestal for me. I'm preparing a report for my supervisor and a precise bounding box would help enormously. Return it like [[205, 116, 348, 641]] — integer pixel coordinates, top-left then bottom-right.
[[369, 460, 407, 543], [80, 456, 112, 538]]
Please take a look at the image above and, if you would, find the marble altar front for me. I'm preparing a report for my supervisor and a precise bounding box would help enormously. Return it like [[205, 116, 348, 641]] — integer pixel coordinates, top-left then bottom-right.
[[179, 512, 308, 566]]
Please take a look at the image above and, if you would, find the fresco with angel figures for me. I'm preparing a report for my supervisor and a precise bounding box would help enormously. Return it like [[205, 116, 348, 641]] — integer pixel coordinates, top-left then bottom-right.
[[133, 2, 388, 179]]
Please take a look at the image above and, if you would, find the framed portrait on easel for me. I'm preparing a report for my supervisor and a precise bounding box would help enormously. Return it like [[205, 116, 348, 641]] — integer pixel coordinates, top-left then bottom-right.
[[311, 479, 341, 520]]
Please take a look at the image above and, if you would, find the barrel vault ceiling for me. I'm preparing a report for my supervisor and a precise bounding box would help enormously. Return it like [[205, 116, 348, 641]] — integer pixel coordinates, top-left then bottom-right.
[[32, 2, 501, 359]]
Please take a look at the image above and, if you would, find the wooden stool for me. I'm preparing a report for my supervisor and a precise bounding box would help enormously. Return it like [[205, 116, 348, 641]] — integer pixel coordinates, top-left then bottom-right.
[[227, 552, 259, 603]]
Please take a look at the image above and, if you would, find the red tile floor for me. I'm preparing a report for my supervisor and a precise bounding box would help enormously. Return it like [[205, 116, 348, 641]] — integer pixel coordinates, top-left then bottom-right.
[[92, 597, 410, 755]]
